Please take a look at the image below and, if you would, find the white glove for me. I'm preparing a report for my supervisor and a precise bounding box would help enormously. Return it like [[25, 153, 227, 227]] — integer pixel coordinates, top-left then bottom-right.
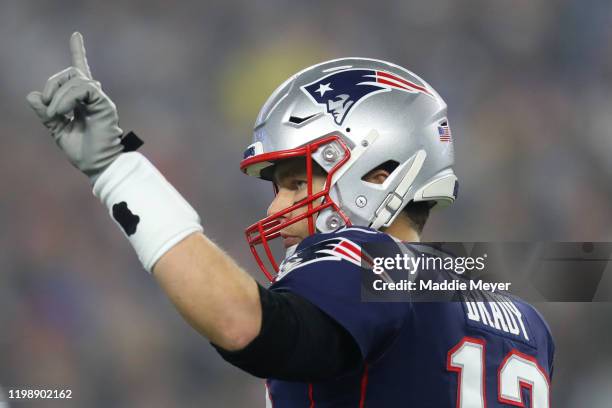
[[26, 32, 124, 182]]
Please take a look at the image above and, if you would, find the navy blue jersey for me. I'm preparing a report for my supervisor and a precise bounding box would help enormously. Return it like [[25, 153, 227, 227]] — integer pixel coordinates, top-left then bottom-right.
[[266, 227, 554, 407]]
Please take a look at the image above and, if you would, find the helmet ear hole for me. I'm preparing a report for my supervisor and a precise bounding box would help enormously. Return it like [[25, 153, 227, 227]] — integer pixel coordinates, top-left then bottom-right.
[[361, 160, 400, 184]]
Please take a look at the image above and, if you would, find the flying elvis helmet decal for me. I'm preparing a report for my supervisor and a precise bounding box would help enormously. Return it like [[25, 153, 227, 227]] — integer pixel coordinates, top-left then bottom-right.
[[301, 68, 434, 125]]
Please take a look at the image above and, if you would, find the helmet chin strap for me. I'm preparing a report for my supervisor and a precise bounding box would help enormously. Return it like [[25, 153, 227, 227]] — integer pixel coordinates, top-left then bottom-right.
[[370, 149, 427, 230]]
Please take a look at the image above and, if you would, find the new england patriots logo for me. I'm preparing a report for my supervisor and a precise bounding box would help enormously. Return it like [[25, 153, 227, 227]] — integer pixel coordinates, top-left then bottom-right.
[[302, 69, 433, 125], [276, 237, 373, 281]]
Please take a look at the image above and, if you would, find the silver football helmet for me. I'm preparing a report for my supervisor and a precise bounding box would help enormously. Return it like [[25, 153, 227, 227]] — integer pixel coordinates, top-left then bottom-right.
[[240, 57, 458, 280]]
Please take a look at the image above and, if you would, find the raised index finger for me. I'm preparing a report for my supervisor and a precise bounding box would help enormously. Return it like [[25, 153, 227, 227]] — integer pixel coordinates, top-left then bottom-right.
[[70, 32, 93, 79]]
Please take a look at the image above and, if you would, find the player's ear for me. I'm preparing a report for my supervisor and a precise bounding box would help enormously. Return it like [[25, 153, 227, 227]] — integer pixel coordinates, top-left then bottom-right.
[[363, 169, 389, 185]]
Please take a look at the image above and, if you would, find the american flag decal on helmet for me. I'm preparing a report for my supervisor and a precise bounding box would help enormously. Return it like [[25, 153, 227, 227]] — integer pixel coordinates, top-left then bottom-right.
[[438, 121, 452, 142]]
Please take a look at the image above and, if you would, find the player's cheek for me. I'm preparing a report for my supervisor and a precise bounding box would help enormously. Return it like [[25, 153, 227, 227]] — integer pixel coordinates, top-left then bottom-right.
[[295, 217, 311, 238], [285, 203, 307, 227]]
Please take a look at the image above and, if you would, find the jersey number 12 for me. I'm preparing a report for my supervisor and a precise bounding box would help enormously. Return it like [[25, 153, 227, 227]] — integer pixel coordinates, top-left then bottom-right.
[[447, 337, 550, 407]]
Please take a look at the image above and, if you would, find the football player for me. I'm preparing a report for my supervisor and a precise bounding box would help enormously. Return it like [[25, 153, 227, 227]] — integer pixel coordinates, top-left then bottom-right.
[[27, 33, 554, 407]]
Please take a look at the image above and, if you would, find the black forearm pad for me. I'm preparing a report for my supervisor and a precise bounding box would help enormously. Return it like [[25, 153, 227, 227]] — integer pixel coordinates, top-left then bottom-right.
[[212, 284, 361, 381]]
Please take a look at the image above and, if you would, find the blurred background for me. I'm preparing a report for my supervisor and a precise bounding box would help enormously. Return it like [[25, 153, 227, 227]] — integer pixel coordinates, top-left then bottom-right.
[[1, 0, 612, 406]]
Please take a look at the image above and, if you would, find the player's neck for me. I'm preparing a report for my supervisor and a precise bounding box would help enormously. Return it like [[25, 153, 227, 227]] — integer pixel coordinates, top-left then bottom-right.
[[382, 216, 420, 242]]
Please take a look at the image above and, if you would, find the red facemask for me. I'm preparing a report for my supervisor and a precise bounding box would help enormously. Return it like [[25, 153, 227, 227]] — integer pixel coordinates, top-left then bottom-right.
[[240, 135, 353, 281]]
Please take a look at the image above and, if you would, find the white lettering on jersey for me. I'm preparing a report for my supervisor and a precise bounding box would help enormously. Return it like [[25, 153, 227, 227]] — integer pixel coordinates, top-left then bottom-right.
[[464, 301, 530, 341]]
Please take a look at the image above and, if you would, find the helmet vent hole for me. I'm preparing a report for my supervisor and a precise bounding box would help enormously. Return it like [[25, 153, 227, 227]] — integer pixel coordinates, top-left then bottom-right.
[[361, 160, 400, 182], [288, 114, 317, 124]]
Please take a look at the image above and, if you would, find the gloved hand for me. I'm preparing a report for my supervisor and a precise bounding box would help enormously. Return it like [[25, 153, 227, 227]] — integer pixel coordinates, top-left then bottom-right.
[[26, 32, 124, 183]]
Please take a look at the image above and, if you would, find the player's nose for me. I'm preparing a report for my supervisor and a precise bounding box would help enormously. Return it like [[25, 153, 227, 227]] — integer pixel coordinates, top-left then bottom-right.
[[267, 189, 294, 217]]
